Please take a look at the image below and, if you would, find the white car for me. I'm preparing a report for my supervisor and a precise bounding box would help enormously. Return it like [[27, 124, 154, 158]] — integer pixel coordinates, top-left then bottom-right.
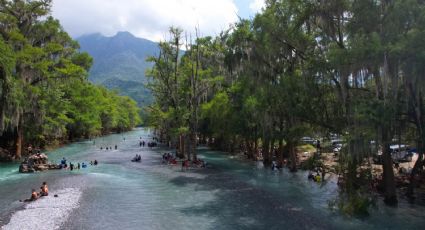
[[333, 143, 343, 153]]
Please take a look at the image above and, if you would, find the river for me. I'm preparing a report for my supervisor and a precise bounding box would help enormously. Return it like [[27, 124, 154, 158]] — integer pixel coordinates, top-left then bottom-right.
[[0, 128, 424, 230]]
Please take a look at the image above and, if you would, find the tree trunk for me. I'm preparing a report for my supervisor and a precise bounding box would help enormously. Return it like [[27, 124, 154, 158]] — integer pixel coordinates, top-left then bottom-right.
[[382, 141, 397, 205], [179, 134, 185, 159], [406, 85, 425, 197], [263, 138, 271, 166], [278, 139, 284, 163], [15, 125, 23, 160], [190, 131, 197, 161], [288, 141, 297, 172], [254, 130, 258, 160], [374, 66, 397, 205], [185, 135, 191, 160], [246, 138, 253, 159]]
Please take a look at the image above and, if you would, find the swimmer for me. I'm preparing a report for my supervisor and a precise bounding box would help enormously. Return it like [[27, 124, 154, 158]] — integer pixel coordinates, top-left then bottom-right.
[[21, 189, 38, 202]]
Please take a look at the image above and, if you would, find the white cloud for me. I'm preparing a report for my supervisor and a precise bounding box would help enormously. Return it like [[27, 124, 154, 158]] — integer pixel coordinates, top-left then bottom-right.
[[51, 0, 239, 41], [249, 0, 265, 13]]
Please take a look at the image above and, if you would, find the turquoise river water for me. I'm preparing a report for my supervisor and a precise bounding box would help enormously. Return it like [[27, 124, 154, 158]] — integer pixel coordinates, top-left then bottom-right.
[[0, 128, 424, 230]]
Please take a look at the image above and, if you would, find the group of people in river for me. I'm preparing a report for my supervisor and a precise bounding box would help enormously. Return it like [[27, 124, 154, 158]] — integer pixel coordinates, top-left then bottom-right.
[[181, 158, 207, 170], [147, 142, 157, 148], [162, 152, 177, 164], [139, 140, 146, 147], [100, 145, 118, 150], [161, 152, 207, 170], [21, 182, 49, 202], [139, 139, 157, 147], [59, 157, 98, 170], [308, 171, 322, 182], [132, 154, 142, 162]]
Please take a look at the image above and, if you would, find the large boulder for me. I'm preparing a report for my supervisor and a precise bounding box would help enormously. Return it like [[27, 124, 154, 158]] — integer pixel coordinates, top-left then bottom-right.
[[19, 164, 36, 173], [19, 153, 61, 173]]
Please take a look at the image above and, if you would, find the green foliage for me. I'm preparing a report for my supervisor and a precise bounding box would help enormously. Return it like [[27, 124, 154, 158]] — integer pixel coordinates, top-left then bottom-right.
[[147, 0, 425, 206], [0, 0, 141, 150]]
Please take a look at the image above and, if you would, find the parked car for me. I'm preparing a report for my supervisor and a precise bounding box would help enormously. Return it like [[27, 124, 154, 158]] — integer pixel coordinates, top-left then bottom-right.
[[301, 137, 315, 144], [373, 144, 414, 164], [390, 144, 414, 162], [331, 139, 344, 153]]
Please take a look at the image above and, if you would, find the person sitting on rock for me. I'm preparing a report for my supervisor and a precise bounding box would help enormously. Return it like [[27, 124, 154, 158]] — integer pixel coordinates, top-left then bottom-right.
[[40, 182, 49, 196]]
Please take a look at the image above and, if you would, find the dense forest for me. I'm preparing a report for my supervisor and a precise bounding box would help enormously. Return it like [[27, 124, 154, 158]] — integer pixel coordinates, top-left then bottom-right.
[[0, 0, 140, 160], [147, 0, 425, 214]]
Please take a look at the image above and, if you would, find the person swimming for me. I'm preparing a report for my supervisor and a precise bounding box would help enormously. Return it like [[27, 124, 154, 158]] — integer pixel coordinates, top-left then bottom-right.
[[308, 172, 314, 180], [314, 173, 321, 182], [132, 154, 141, 162], [22, 189, 39, 202]]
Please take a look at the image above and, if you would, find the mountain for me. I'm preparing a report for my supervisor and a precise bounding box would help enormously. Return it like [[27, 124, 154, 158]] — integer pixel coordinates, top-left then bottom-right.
[[77, 32, 159, 106]]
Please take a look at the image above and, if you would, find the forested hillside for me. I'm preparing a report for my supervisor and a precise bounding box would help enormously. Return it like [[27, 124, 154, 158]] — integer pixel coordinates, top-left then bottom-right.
[[77, 32, 159, 106], [0, 0, 140, 161]]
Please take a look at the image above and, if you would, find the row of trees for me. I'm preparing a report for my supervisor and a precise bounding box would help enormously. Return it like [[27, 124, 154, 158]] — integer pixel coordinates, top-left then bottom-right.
[[0, 0, 140, 159], [147, 0, 425, 210]]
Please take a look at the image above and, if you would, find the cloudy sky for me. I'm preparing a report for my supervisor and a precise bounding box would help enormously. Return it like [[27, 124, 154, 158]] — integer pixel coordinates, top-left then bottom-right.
[[51, 0, 265, 41]]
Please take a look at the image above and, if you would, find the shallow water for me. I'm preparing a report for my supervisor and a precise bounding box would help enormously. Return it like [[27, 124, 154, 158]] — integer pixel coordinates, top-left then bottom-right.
[[0, 128, 424, 229]]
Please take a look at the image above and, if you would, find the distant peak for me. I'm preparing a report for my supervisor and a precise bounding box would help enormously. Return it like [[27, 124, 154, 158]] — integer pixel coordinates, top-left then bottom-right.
[[115, 31, 135, 38]]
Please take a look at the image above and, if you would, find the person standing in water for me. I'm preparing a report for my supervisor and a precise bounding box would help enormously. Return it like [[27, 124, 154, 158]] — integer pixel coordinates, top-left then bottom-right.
[[77, 163, 80, 170]]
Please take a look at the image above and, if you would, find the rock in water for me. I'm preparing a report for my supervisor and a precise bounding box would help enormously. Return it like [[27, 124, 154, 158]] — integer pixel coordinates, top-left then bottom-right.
[[19, 153, 60, 173]]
